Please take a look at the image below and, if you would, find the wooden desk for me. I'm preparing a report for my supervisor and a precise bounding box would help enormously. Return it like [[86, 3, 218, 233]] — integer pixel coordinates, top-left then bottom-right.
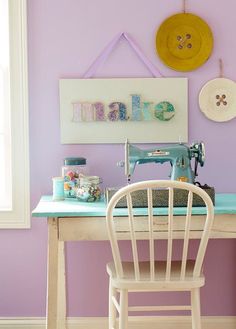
[[32, 194, 236, 329]]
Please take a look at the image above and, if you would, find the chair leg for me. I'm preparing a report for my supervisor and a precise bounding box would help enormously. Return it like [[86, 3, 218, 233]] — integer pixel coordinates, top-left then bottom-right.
[[109, 277, 117, 329], [191, 288, 201, 329], [119, 289, 128, 329]]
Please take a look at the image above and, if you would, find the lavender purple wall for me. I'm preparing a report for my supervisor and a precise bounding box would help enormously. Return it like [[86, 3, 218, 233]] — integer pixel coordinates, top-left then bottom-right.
[[0, 0, 236, 317]]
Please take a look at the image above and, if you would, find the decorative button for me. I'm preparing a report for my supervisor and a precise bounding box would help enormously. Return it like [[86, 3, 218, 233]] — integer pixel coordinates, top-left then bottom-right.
[[177, 34, 192, 50], [216, 94, 227, 106]]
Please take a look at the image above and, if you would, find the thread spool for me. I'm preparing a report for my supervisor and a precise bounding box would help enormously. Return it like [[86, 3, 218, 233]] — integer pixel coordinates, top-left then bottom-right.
[[52, 177, 65, 201]]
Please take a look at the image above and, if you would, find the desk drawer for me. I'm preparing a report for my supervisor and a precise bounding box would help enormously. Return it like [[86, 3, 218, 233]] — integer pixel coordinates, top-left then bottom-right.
[[58, 214, 236, 241]]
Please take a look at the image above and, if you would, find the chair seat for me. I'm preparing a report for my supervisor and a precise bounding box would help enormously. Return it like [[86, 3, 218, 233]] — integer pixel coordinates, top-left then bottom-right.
[[107, 260, 205, 291]]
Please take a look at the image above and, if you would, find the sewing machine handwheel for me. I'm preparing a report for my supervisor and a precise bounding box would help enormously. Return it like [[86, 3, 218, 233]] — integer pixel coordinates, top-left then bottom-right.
[[198, 142, 205, 166], [193, 141, 205, 177]]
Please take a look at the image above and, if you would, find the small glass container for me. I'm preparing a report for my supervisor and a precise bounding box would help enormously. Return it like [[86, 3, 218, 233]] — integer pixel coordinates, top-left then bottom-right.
[[62, 157, 88, 198], [77, 175, 102, 202]]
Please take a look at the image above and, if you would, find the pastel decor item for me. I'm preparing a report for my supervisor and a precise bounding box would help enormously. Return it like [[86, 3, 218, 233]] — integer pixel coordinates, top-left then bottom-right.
[[52, 177, 65, 201], [154, 101, 175, 121], [60, 32, 188, 143], [156, 13, 214, 72], [131, 94, 142, 121], [94, 102, 106, 121], [108, 102, 128, 121], [142, 102, 153, 120], [199, 78, 236, 122], [60, 78, 188, 143]]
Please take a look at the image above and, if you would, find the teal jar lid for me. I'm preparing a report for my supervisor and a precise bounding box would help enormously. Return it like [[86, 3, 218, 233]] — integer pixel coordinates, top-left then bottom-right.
[[64, 157, 86, 166]]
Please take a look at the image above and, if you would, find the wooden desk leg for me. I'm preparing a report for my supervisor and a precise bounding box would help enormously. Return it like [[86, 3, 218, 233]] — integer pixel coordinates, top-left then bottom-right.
[[47, 217, 67, 329], [57, 240, 67, 329]]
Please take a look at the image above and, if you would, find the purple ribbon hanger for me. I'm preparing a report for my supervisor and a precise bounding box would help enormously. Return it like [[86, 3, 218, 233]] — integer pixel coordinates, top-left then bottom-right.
[[83, 32, 163, 78]]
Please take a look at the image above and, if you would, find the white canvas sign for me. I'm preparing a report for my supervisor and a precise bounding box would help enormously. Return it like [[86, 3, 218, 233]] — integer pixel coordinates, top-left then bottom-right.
[[59, 78, 188, 144]]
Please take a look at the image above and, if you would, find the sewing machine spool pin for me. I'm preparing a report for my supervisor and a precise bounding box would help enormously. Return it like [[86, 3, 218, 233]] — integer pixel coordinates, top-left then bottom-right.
[[116, 158, 131, 185]]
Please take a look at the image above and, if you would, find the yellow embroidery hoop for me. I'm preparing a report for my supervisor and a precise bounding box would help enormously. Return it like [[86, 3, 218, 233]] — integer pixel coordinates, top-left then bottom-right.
[[156, 13, 214, 72]]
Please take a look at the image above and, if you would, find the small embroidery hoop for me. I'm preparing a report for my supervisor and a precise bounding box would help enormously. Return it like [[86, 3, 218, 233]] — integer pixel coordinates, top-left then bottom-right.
[[199, 59, 236, 122]]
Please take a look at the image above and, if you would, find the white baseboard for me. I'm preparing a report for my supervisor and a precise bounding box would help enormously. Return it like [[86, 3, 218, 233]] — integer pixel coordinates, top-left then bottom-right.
[[0, 316, 235, 329]]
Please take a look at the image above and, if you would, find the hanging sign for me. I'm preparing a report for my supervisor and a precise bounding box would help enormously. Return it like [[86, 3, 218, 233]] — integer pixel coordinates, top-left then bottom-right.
[[59, 33, 188, 144], [59, 77, 188, 143]]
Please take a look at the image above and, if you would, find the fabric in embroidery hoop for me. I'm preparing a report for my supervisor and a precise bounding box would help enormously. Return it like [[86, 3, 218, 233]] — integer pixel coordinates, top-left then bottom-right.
[[83, 32, 163, 78], [199, 78, 236, 122]]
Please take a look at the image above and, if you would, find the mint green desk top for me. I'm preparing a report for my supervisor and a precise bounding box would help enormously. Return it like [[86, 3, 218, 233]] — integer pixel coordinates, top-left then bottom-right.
[[32, 194, 236, 218]]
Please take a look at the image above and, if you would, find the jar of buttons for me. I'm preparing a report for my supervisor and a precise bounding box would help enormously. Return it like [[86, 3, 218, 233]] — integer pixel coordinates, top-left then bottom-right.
[[62, 157, 88, 198], [77, 175, 102, 202]]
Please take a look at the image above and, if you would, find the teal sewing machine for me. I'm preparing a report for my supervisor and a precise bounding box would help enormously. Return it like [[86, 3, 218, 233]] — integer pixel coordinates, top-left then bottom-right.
[[124, 139, 205, 184], [107, 140, 215, 206]]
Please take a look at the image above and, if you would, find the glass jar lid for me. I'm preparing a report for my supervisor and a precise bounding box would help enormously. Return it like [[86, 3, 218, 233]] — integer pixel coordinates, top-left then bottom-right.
[[64, 157, 86, 166]]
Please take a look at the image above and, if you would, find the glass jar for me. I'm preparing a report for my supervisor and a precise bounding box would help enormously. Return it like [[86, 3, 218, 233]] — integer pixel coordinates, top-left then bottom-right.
[[62, 157, 88, 198], [77, 175, 102, 202]]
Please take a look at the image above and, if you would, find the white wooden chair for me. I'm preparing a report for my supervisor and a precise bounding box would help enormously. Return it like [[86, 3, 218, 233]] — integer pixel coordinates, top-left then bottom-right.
[[106, 180, 214, 329]]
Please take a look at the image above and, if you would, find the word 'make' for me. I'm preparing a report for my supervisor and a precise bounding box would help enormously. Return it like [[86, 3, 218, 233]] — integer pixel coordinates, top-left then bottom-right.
[[72, 94, 175, 123]]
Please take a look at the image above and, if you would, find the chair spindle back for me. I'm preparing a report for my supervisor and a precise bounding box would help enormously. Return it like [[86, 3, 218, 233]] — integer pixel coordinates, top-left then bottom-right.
[[106, 180, 214, 282]]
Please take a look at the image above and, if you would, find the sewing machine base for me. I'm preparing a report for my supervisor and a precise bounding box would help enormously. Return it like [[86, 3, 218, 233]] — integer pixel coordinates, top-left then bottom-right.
[[106, 186, 215, 208]]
